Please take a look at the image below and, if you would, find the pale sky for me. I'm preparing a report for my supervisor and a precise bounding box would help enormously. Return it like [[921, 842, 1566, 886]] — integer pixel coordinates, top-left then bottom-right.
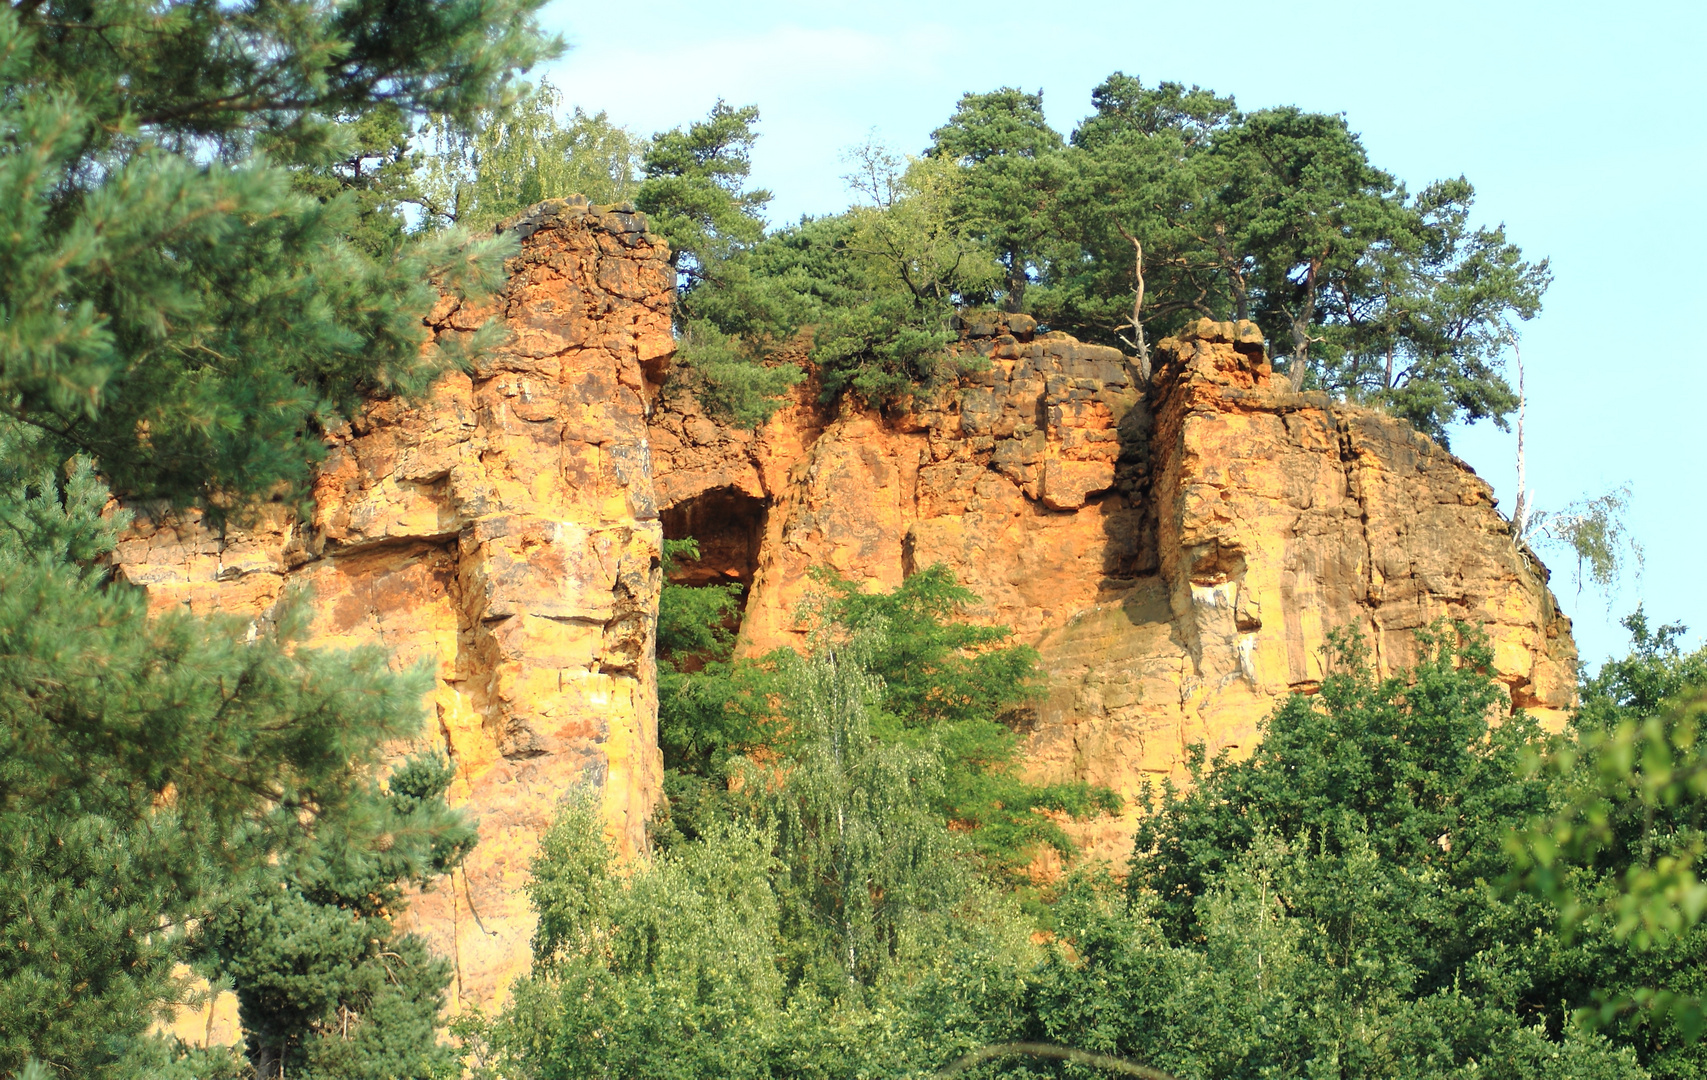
[[537, 0, 1706, 666]]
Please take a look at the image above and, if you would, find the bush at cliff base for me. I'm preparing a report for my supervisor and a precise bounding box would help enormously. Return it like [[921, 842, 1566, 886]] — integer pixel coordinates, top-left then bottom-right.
[[656, 563, 1121, 884], [487, 618, 1707, 1080]]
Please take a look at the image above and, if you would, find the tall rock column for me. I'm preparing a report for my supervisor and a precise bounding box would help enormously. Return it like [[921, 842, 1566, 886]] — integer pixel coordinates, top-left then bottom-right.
[[1145, 319, 1576, 732], [113, 198, 673, 1015]]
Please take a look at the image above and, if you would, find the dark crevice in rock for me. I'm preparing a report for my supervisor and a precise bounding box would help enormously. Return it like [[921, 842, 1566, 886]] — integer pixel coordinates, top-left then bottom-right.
[[660, 486, 768, 599]]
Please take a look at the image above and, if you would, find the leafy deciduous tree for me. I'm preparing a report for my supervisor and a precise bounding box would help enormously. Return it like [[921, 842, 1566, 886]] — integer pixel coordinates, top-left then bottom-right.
[[418, 78, 648, 230]]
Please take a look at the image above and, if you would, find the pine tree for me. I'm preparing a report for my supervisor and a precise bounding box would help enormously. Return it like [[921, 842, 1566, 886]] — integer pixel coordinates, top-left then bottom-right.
[[0, 1, 552, 509], [0, 439, 464, 1076], [0, 2, 552, 1074], [201, 753, 475, 1080]]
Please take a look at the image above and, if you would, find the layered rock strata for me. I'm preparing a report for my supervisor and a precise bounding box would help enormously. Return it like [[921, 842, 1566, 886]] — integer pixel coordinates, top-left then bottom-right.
[[652, 316, 1577, 861], [115, 198, 672, 1017]]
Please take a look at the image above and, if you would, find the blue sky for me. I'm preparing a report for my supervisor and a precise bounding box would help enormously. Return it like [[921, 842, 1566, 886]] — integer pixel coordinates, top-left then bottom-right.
[[537, 0, 1705, 666]]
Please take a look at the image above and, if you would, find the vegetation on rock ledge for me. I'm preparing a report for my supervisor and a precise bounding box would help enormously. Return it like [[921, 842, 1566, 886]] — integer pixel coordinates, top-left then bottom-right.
[[0, 2, 1694, 1077]]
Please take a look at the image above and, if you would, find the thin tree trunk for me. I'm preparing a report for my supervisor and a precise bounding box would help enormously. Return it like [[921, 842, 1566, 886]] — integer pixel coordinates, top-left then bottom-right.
[[1115, 224, 1151, 380], [1210, 226, 1252, 322], [1286, 259, 1322, 392], [1004, 247, 1026, 313], [1506, 324, 1531, 535]]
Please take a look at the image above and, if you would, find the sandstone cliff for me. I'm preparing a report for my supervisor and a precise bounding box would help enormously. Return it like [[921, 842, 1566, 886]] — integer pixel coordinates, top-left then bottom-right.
[[651, 315, 1577, 861], [115, 208, 1576, 1031], [116, 198, 673, 1023]]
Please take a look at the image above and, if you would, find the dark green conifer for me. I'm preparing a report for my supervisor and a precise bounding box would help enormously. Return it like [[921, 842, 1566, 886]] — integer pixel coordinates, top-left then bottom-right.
[[0, 1, 552, 1073]]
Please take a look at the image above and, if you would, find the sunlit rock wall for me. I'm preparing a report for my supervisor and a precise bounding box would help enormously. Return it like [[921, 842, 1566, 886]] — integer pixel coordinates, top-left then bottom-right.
[[121, 206, 1577, 1040], [650, 316, 1577, 863], [115, 198, 672, 1022]]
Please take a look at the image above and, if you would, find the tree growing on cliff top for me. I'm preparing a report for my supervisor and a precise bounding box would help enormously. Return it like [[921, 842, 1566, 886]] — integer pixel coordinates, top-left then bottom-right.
[[1035, 75, 1551, 440], [929, 87, 1066, 314], [417, 78, 649, 230], [656, 71, 1549, 441], [636, 102, 804, 427]]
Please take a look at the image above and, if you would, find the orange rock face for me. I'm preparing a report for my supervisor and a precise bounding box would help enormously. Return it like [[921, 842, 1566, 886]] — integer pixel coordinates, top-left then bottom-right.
[[114, 198, 673, 1019], [652, 316, 1577, 863], [120, 212, 1576, 1032]]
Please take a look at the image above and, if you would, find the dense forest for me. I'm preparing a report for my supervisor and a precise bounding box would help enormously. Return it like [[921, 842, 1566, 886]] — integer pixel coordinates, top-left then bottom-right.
[[0, 3, 1701, 1079]]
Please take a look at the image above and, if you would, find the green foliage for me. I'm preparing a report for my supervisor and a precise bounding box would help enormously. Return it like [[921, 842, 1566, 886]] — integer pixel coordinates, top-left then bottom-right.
[[657, 562, 1118, 877], [653, 130, 1002, 419], [1017, 851, 1646, 1080], [1313, 176, 1549, 436], [658, 538, 745, 662], [1044, 73, 1239, 352], [1070, 72, 1239, 152], [201, 752, 474, 1079], [1131, 624, 1547, 946], [0, 1, 546, 1072], [986, 622, 1659, 1080], [419, 78, 649, 230], [633, 101, 808, 426], [492, 651, 1040, 1080], [1514, 612, 1707, 1060], [0, 439, 471, 1077], [669, 72, 1547, 442], [658, 655, 787, 787], [501, 800, 792, 1079], [496, 617, 1707, 1080], [753, 638, 970, 988], [667, 324, 805, 430], [0, 1, 550, 509], [638, 101, 773, 290], [813, 567, 1120, 875], [654, 537, 779, 788], [290, 104, 423, 257], [698, 201, 976, 409], [814, 150, 1003, 403], [1036, 75, 1550, 439], [1529, 483, 1645, 602], [814, 565, 1039, 728], [929, 88, 1066, 313]]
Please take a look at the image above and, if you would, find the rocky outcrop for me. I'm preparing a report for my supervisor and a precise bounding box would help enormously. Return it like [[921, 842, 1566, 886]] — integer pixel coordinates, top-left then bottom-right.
[[652, 316, 1576, 862], [120, 208, 1576, 1032], [116, 198, 673, 1021], [650, 319, 1151, 648]]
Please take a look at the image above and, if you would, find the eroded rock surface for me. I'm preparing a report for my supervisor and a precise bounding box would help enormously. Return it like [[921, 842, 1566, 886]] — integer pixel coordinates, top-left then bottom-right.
[[119, 209, 1576, 1034], [652, 316, 1576, 862], [115, 198, 672, 1020]]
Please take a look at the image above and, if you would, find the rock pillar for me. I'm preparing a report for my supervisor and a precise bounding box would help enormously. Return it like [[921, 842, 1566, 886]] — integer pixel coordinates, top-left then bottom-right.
[[114, 198, 673, 1014]]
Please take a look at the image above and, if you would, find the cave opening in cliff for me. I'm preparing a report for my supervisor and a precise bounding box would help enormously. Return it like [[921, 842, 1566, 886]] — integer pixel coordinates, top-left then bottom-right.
[[660, 487, 767, 606]]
